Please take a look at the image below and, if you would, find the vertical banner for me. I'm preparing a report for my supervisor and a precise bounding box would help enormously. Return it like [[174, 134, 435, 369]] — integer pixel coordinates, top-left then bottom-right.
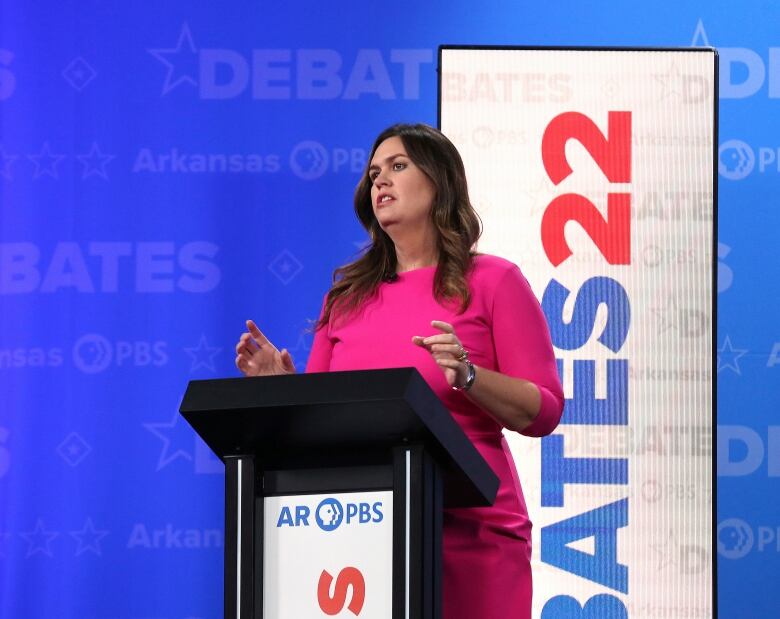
[[440, 48, 715, 617]]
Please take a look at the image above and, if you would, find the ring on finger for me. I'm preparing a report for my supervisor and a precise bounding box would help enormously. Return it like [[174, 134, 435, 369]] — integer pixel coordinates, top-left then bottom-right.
[[456, 346, 469, 362]]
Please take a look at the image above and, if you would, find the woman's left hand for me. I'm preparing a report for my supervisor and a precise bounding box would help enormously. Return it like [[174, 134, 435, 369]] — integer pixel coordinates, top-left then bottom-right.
[[412, 320, 470, 389]]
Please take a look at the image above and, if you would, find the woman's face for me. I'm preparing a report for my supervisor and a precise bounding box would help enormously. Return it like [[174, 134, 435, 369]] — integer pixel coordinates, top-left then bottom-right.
[[368, 136, 436, 233]]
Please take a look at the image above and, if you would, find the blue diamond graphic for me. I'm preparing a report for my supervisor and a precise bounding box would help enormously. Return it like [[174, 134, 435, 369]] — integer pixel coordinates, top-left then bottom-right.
[[57, 432, 92, 467], [268, 250, 303, 285], [62, 57, 97, 91]]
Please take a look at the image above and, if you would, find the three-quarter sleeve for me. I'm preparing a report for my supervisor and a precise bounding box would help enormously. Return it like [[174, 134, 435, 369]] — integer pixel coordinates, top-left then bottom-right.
[[305, 296, 333, 373], [491, 265, 564, 437]]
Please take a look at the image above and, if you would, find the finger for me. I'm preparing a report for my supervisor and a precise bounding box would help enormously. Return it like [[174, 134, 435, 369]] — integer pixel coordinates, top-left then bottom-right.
[[236, 338, 259, 356], [240, 332, 260, 350], [429, 343, 463, 354], [431, 320, 454, 334], [436, 357, 462, 370], [411, 336, 427, 347], [246, 320, 272, 347], [237, 347, 254, 363], [280, 348, 296, 373], [236, 355, 249, 373], [422, 334, 459, 346]]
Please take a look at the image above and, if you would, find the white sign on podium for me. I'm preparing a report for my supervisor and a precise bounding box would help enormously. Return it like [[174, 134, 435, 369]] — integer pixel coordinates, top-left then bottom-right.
[[263, 490, 393, 618]]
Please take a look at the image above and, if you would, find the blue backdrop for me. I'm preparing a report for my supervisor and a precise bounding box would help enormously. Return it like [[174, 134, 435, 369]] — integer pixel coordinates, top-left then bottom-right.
[[1, 2, 777, 617]]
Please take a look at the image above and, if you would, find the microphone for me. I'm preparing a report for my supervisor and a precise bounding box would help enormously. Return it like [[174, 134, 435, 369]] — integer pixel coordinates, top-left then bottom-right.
[[384, 272, 398, 283]]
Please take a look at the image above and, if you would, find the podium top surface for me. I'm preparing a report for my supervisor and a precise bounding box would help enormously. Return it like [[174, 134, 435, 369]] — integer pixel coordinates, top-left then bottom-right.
[[180, 368, 498, 508]]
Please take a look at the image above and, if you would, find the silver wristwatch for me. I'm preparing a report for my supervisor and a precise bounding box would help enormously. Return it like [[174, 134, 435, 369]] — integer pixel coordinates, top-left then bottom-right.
[[453, 359, 476, 392]]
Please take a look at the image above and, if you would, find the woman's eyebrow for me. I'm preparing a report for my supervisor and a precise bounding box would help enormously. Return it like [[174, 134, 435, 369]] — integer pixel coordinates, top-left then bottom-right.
[[368, 153, 406, 170]]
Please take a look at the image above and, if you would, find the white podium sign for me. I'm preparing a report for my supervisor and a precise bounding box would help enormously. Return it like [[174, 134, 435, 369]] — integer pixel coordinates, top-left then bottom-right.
[[263, 490, 393, 618]]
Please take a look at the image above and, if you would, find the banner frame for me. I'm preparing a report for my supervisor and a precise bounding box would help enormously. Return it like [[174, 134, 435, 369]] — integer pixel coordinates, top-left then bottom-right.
[[438, 44, 719, 618]]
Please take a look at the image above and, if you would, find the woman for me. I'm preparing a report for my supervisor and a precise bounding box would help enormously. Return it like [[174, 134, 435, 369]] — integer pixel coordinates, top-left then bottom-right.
[[235, 123, 563, 618]]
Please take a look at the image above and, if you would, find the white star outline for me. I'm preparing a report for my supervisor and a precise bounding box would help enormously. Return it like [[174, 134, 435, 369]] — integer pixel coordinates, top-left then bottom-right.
[[649, 297, 708, 337], [650, 297, 680, 334], [522, 175, 550, 218], [650, 529, 680, 571], [184, 334, 222, 372], [353, 238, 371, 253], [653, 62, 685, 102], [69, 517, 109, 556], [28, 142, 66, 179], [19, 519, 59, 557], [690, 19, 712, 48], [718, 336, 748, 375], [144, 406, 195, 471], [77, 142, 116, 180], [288, 329, 314, 372], [148, 22, 199, 95]]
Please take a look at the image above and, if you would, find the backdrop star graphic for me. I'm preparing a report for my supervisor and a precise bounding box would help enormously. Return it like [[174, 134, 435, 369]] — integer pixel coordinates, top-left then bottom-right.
[[77, 143, 116, 180], [690, 19, 712, 47], [650, 530, 680, 571], [653, 62, 684, 102], [183, 335, 222, 372], [0, 146, 18, 180], [20, 519, 59, 557], [650, 297, 680, 334], [28, 142, 66, 179], [288, 329, 314, 372], [353, 238, 371, 252], [144, 408, 194, 471], [522, 176, 549, 217], [70, 518, 109, 556], [650, 297, 708, 338], [718, 336, 748, 374], [148, 22, 199, 95]]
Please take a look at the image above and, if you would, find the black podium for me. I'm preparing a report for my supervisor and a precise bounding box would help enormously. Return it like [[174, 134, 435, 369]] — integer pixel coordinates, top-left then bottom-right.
[[180, 368, 498, 619]]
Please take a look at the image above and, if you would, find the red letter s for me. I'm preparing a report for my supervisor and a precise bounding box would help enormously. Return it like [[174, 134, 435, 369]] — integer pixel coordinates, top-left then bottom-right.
[[317, 567, 366, 616]]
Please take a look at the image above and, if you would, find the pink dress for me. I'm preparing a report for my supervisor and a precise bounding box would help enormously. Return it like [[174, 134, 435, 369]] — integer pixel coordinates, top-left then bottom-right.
[[305, 254, 564, 619]]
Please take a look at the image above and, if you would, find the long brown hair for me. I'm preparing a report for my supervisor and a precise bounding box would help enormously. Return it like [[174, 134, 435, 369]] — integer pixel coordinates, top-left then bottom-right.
[[317, 123, 482, 329]]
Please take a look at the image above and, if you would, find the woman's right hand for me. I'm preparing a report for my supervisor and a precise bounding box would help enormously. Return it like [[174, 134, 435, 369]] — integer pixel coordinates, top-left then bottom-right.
[[235, 320, 296, 376]]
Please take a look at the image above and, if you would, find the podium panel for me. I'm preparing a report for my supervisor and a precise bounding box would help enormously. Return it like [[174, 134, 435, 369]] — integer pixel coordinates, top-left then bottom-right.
[[263, 491, 393, 618]]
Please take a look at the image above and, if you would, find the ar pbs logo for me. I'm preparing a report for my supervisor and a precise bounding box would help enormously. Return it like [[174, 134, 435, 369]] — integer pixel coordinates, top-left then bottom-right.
[[276, 497, 383, 531]]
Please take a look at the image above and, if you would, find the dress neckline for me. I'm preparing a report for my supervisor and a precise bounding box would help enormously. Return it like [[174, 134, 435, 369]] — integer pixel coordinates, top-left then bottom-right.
[[395, 265, 437, 279]]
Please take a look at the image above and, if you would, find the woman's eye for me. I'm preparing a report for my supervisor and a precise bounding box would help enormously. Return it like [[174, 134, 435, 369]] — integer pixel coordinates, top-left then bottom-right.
[[369, 161, 405, 180]]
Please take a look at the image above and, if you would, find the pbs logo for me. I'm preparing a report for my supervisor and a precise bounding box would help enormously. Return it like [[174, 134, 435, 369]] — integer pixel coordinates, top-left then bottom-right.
[[289, 140, 367, 180], [718, 140, 755, 181], [315, 498, 345, 532], [72, 334, 113, 373], [290, 141, 329, 180], [72, 333, 168, 374], [717, 518, 753, 559]]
